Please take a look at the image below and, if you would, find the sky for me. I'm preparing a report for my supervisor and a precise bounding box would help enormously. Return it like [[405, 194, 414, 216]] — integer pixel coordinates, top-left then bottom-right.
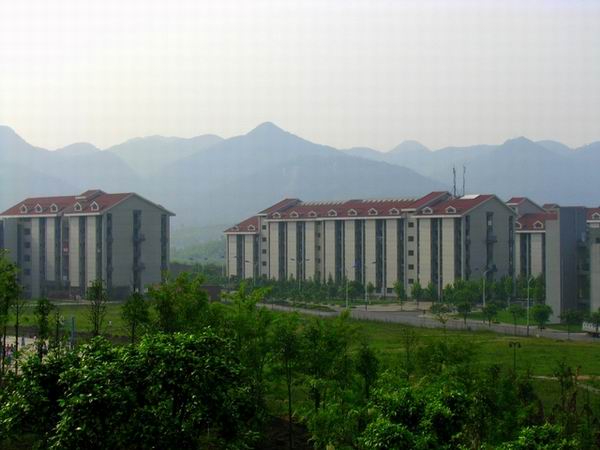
[[0, 0, 599, 151]]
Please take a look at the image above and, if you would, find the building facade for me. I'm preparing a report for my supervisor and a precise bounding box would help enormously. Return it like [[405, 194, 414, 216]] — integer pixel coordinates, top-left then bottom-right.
[[0, 190, 174, 299], [225, 191, 516, 297]]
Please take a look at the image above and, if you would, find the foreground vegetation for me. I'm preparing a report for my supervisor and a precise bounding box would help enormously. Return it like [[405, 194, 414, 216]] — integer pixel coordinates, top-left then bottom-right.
[[2, 254, 600, 448]]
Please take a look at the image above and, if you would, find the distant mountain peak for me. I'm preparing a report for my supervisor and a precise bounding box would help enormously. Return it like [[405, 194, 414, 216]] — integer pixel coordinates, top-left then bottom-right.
[[248, 121, 287, 136], [389, 140, 430, 154], [503, 136, 535, 146], [55, 142, 100, 155]]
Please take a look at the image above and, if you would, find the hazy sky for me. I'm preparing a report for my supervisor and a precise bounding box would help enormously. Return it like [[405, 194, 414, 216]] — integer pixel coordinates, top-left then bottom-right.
[[1, 0, 599, 150]]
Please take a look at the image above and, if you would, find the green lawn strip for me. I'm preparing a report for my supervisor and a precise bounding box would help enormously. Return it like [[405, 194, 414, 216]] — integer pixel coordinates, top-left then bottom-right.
[[464, 309, 583, 332]]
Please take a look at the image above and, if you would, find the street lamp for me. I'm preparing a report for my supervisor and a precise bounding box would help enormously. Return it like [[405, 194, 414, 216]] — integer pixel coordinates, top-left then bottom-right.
[[508, 341, 521, 372], [526, 275, 535, 337]]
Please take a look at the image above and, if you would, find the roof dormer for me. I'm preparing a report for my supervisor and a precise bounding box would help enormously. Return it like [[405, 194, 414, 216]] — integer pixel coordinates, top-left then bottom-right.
[[533, 221, 544, 230], [90, 201, 100, 212], [445, 206, 457, 214], [308, 211, 317, 218], [422, 207, 433, 215], [50, 203, 58, 213], [272, 212, 281, 219], [34, 204, 43, 213], [348, 208, 358, 217], [327, 209, 338, 217], [290, 211, 299, 219], [19, 204, 28, 214], [232, 225, 239, 231], [389, 208, 400, 215], [593, 212, 600, 220], [368, 208, 378, 216], [248, 225, 256, 231], [516, 222, 522, 229], [74, 202, 83, 212]]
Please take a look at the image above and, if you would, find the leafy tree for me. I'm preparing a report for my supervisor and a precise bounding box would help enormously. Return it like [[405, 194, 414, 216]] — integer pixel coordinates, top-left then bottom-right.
[[430, 302, 451, 333], [560, 309, 583, 340], [508, 303, 525, 335], [588, 308, 600, 334], [148, 272, 209, 333], [393, 280, 406, 310], [533, 275, 546, 302], [411, 281, 423, 309], [366, 282, 375, 301], [356, 340, 379, 399], [399, 327, 418, 381], [347, 281, 364, 301], [87, 279, 107, 337], [502, 276, 515, 306], [531, 304, 553, 331], [0, 333, 259, 449], [498, 423, 578, 450], [0, 251, 20, 376], [34, 298, 54, 359], [12, 296, 26, 374], [121, 292, 150, 344], [425, 282, 438, 302], [482, 301, 500, 326], [272, 314, 302, 450]]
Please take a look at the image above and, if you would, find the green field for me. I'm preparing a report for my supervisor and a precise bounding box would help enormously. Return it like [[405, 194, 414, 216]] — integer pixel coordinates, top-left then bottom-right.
[[10, 300, 600, 379]]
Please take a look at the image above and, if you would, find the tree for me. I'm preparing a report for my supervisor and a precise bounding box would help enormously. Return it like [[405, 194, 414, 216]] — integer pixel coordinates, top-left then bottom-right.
[[531, 304, 553, 331], [501, 276, 514, 307], [508, 303, 525, 336], [482, 302, 500, 327], [430, 302, 451, 333], [560, 309, 583, 340], [588, 308, 600, 334], [0, 251, 20, 377], [366, 282, 375, 300], [121, 292, 150, 344], [533, 275, 546, 302], [272, 314, 302, 450], [34, 298, 54, 359], [356, 340, 379, 400], [400, 327, 418, 381], [393, 281, 406, 310], [87, 279, 107, 337], [411, 281, 423, 310], [148, 273, 209, 333], [12, 297, 25, 374], [425, 282, 438, 302]]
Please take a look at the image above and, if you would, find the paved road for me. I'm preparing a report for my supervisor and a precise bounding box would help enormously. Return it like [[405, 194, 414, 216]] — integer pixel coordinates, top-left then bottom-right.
[[263, 303, 598, 343]]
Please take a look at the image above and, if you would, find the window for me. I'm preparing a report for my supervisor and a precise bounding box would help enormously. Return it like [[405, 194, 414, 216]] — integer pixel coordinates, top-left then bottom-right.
[[262, 249, 267, 254], [408, 236, 414, 242], [24, 242, 31, 249], [50, 204, 58, 213], [24, 255, 31, 262], [408, 264, 414, 270], [24, 228, 31, 236], [90, 201, 99, 212], [596, 237, 600, 244], [408, 250, 414, 256], [24, 269, 31, 276], [408, 278, 414, 284], [262, 237, 267, 242], [408, 222, 414, 228], [262, 225, 267, 230], [316, 245, 321, 251], [74, 202, 82, 212], [262, 261, 267, 266], [387, 288, 393, 294]]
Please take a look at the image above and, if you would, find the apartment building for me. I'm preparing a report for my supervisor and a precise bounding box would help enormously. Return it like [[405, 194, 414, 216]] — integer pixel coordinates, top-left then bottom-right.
[[225, 191, 516, 297], [0, 190, 174, 299]]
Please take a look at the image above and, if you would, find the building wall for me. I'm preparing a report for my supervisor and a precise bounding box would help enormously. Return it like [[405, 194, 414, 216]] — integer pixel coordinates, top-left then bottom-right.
[[68, 217, 80, 289], [324, 220, 336, 282], [258, 217, 268, 277], [417, 219, 431, 287], [244, 234, 255, 279], [441, 218, 456, 289], [344, 220, 356, 282], [85, 216, 97, 288], [406, 218, 418, 293], [514, 233, 522, 275], [227, 235, 237, 277], [287, 222, 297, 279], [305, 221, 316, 280], [530, 233, 545, 276], [364, 219, 377, 287], [385, 219, 398, 291], [2, 219, 19, 265], [45, 218, 56, 282], [30, 219, 40, 298], [590, 228, 600, 312], [268, 222, 279, 279]]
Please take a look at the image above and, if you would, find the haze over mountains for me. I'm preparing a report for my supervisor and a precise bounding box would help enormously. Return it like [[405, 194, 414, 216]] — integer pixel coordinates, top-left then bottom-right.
[[1, 122, 600, 236]]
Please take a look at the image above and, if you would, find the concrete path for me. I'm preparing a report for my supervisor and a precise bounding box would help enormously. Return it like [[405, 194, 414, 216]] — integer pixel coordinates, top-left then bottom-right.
[[262, 302, 597, 343]]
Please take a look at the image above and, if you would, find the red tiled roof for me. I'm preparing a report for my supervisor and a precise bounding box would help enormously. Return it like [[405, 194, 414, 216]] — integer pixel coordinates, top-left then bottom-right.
[[224, 216, 259, 233], [407, 191, 451, 210], [258, 198, 301, 215], [587, 208, 600, 221], [516, 212, 557, 231], [266, 198, 420, 219], [416, 194, 495, 216], [1, 190, 132, 217], [507, 197, 526, 205]]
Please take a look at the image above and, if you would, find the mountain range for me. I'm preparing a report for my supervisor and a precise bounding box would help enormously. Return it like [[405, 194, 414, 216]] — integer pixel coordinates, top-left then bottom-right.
[[1, 123, 600, 239]]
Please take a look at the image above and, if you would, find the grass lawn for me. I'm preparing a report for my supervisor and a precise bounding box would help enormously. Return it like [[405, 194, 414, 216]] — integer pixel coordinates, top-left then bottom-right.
[[465, 309, 583, 332]]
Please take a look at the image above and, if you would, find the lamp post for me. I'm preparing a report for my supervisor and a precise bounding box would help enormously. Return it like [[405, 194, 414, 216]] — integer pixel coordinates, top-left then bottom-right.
[[508, 341, 521, 372], [526, 275, 535, 337]]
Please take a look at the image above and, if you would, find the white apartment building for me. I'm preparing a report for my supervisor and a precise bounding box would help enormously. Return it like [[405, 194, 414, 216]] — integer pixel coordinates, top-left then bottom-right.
[[0, 190, 174, 299]]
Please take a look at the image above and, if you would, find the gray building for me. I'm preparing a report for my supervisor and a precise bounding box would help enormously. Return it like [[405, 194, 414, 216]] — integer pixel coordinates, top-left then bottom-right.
[[0, 190, 174, 299]]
